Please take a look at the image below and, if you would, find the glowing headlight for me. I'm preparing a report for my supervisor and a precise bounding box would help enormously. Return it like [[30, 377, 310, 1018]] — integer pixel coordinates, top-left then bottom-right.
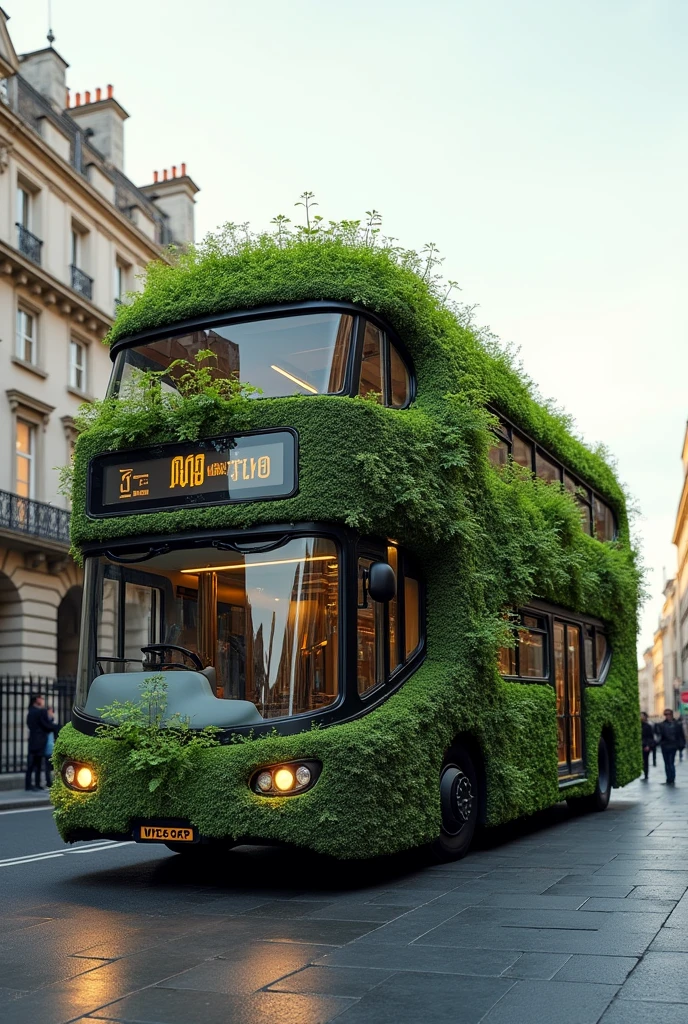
[[273, 768, 295, 792], [76, 766, 94, 789], [250, 760, 321, 797], [61, 760, 97, 792]]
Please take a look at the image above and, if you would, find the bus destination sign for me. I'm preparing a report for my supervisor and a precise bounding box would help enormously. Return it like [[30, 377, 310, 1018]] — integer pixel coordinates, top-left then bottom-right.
[[87, 429, 297, 517]]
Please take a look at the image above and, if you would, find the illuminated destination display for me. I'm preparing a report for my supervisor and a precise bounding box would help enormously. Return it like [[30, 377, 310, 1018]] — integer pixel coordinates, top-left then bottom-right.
[[87, 429, 297, 517]]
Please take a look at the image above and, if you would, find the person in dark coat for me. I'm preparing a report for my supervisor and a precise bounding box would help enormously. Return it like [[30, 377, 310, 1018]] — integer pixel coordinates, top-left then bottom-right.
[[25, 694, 59, 791], [641, 712, 654, 780], [656, 708, 683, 785], [677, 716, 686, 762]]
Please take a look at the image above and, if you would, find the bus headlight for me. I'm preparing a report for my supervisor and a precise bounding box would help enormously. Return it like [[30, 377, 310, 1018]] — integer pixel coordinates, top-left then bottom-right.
[[61, 760, 97, 792], [250, 760, 321, 797]]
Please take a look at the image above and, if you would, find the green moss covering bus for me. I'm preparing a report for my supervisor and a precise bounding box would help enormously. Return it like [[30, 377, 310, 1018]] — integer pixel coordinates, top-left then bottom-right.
[[52, 233, 641, 860]]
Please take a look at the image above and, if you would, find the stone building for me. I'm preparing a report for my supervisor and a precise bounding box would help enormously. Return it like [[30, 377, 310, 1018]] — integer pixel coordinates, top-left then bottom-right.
[[639, 423, 688, 717], [0, 11, 198, 685]]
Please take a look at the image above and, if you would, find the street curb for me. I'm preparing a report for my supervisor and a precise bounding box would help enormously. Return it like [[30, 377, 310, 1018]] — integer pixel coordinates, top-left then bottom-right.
[[0, 796, 52, 812]]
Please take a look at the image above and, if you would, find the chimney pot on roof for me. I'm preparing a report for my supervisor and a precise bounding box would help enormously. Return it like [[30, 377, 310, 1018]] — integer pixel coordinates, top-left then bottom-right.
[[153, 170, 159, 183], [96, 86, 102, 101], [84, 90, 91, 103], [181, 162, 187, 176], [172, 165, 177, 178], [163, 168, 168, 181], [107, 84, 113, 99], [75, 92, 81, 106]]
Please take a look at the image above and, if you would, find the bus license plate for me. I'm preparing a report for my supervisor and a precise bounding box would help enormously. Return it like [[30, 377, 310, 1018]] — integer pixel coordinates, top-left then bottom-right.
[[136, 824, 196, 843]]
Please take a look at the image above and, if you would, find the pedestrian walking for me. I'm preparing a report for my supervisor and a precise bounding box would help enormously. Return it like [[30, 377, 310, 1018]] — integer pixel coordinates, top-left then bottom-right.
[[677, 715, 686, 762], [24, 694, 59, 792], [641, 712, 654, 780], [656, 708, 683, 785], [43, 706, 57, 787]]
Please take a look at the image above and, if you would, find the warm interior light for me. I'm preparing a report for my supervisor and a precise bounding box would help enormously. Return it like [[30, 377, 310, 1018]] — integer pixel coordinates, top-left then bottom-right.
[[270, 364, 318, 394], [76, 766, 94, 789], [181, 555, 333, 575], [273, 768, 295, 792]]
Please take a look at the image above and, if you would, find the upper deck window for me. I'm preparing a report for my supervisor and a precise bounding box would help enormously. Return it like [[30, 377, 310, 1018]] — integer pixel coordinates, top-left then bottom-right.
[[112, 313, 354, 399], [111, 308, 414, 409]]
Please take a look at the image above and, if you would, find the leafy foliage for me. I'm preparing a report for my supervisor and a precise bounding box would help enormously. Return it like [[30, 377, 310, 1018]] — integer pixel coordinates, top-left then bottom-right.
[[95, 674, 219, 795], [53, 203, 642, 857]]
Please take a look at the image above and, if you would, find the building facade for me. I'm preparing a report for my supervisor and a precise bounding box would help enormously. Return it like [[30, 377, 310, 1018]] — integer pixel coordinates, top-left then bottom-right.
[[639, 423, 688, 717], [0, 12, 198, 683]]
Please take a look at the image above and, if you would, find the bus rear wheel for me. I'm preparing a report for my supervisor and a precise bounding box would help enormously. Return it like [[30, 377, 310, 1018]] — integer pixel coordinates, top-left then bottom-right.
[[432, 744, 478, 861], [567, 736, 612, 814]]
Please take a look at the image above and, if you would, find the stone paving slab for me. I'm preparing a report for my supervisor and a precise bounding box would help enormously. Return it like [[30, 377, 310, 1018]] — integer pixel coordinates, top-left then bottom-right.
[[5, 763, 688, 1021]]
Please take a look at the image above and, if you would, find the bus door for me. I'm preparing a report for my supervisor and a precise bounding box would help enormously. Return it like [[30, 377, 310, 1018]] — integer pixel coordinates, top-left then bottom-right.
[[553, 620, 584, 778]]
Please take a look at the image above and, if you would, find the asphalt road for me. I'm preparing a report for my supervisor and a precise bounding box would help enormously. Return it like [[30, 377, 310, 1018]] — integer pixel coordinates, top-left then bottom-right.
[[2, 760, 688, 1024]]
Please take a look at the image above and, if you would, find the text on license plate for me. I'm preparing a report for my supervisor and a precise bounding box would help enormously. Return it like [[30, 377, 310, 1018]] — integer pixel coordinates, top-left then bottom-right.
[[138, 826, 195, 842]]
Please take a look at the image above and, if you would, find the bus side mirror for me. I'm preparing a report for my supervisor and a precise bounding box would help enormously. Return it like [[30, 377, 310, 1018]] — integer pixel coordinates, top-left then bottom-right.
[[368, 562, 396, 603]]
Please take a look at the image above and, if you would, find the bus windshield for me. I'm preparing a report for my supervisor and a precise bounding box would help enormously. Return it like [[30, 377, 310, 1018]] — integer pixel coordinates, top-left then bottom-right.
[[77, 536, 340, 720], [111, 313, 354, 398]]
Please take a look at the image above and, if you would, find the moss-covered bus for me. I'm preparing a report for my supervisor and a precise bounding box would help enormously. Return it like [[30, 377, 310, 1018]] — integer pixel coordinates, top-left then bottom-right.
[[52, 232, 641, 860]]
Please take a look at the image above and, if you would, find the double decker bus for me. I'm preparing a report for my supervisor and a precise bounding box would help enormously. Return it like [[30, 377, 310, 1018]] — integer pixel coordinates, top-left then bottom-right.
[[52, 237, 640, 860]]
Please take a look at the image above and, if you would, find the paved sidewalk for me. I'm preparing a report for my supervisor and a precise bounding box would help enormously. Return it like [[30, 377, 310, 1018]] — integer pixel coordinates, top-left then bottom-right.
[[2, 755, 688, 1023], [0, 782, 52, 811]]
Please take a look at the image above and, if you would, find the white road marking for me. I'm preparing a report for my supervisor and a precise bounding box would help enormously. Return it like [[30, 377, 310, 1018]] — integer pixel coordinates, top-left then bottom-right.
[[0, 853, 64, 867], [0, 806, 54, 815], [0, 839, 135, 868], [70, 842, 134, 854]]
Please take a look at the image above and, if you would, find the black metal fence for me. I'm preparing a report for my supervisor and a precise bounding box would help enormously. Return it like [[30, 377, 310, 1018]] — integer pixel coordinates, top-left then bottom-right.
[[0, 676, 76, 774], [0, 490, 71, 545]]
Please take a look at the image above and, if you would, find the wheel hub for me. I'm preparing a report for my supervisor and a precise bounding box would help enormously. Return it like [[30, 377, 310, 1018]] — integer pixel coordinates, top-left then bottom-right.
[[440, 765, 475, 836]]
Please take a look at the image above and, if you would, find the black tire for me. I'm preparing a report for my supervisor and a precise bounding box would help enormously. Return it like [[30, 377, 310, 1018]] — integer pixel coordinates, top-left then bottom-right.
[[432, 743, 479, 861], [164, 841, 232, 855], [567, 736, 612, 814]]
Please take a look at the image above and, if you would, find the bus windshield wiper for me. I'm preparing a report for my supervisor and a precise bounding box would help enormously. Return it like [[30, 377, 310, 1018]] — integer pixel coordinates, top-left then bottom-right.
[[103, 544, 170, 564]]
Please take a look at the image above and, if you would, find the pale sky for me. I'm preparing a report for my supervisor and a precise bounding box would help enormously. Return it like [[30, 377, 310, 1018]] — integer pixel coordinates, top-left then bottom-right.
[[8, 0, 688, 663]]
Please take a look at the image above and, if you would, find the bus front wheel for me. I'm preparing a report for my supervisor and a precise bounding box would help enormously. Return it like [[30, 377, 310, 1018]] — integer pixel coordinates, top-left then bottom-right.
[[433, 744, 478, 861]]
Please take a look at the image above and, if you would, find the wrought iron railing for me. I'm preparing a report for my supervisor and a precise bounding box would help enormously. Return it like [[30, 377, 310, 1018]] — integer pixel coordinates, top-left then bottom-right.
[[70, 264, 94, 301], [1, 676, 76, 773], [0, 490, 71, 545], [16, 223, 43, 265]]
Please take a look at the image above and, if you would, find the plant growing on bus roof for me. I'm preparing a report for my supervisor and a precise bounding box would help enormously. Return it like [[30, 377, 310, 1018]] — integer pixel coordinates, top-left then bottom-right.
[[95, 674, 220, 795], [74, 349, 259, 448]]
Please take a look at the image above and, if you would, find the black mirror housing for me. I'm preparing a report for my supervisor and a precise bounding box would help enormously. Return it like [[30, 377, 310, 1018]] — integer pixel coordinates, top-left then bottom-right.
[[368, 562, 396, 603]]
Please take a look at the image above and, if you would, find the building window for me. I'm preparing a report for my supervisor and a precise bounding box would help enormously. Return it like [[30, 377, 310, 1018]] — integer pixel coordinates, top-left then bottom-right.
[[70, 340, 87, 392], [498, 612, 549, 680], [16, 309, 36, 364], [15, 419, 36, 498], [71, 228, 81, 268], [16, 186, 31, 229]]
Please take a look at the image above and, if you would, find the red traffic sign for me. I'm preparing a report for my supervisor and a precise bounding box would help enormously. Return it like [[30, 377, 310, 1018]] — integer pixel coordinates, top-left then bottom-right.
[[681, 691, 688, 705]]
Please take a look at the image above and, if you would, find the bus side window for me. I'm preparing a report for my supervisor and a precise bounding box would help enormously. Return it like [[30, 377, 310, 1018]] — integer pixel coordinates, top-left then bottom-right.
[[404, 575, 420, 658], [389, 344, 410, 408], [357, 558, 385, 694], [358, 323, 384, 402]]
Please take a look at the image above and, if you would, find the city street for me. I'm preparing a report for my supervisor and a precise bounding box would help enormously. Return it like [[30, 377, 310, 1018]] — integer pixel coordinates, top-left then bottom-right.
[[2, 766, 688, 1024]]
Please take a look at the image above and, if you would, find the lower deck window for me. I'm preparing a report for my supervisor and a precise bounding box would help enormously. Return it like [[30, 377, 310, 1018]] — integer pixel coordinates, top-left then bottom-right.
[[79, 536, 339, 720], [498, 613, 548, 680], [357, 545, 422, 696]]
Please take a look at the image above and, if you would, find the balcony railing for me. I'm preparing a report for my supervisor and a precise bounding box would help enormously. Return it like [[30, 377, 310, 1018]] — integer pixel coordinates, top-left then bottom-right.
[[70, 264, 93, 301], [16, 223, 43, 265], [0, 490, 71, 546]]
